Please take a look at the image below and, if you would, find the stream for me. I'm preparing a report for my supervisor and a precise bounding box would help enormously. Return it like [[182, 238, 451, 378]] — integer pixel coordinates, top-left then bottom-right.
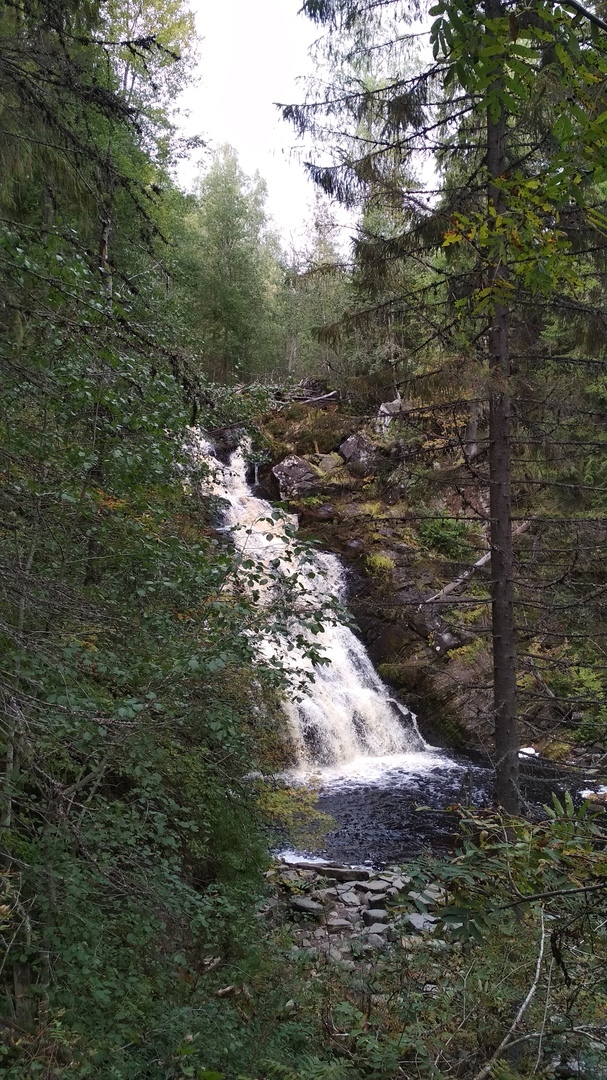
[[196, 434, 585, 867]]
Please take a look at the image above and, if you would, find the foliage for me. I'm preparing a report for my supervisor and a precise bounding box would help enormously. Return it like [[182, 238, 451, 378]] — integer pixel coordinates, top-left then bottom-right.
[[176, 146, 286, 382]]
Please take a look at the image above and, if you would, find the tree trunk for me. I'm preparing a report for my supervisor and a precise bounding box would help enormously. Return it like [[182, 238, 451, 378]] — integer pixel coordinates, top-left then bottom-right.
[[486, 0, 520, 814]]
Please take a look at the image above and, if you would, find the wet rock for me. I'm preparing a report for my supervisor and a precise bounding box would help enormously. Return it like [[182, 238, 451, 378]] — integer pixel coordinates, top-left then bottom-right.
[[363, 909, 389, 925], [272, 455, 320, 498], [292, 897, 324, 916]]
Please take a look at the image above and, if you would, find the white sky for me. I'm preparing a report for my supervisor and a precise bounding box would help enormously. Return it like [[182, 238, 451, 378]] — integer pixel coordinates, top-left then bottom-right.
[[177, 0, 322, 247]]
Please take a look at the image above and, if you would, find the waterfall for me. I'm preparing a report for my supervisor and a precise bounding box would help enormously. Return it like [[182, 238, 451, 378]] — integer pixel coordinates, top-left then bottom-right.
[[193, 434, 427, 770]]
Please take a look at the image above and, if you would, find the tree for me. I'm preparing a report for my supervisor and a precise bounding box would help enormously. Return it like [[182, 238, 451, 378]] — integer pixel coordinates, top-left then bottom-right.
[[180, 145, 285, 381], [286, 0, 607, 811]]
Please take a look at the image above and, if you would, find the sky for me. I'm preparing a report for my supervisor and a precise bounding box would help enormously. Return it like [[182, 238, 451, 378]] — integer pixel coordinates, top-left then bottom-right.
[[177, 0, 323, 246]]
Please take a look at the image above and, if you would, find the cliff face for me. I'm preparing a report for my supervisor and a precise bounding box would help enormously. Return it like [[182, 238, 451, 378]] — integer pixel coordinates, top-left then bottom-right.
[[256, 402, 493, 751]]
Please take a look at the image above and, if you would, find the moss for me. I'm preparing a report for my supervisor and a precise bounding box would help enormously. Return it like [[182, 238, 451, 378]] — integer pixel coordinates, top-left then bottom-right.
[[448, 638, 484, 664], [365, 553, 395, 579]]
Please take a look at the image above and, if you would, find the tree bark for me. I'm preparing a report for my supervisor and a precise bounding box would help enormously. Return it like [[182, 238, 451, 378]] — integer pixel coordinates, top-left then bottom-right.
[[486, 0, 520, 813]]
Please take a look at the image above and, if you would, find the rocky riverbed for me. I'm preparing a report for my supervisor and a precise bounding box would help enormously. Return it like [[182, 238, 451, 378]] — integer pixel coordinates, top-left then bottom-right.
[[261, 860, 451, 969]]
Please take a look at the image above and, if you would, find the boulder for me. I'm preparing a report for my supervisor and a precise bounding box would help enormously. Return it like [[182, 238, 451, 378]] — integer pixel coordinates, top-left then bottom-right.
[[272, 455, 320, 499], [363, 909, 389, 926], [292, 897, 324, 916], [339, 433, 378, 476]]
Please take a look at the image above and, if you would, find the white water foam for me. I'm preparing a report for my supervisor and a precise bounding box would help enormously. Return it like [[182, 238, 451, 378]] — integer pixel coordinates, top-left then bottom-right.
[[192, 432, 441, 780]]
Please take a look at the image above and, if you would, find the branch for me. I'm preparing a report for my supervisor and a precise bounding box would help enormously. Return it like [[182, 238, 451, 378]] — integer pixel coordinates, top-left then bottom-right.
[[558, 0, 607, 34], [498, 880, 607, 909], [422, 520, 531, 605], [471, 909, 546, 1080]]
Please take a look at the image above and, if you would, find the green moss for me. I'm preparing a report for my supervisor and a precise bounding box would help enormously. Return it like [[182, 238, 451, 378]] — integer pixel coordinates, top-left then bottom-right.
[[365, 552, 395, 579]]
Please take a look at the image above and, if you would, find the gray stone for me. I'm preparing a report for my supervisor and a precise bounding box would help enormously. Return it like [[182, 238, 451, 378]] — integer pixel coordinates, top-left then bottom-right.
[[408, 886, 446, 909], [363, 909, 389, 926], [364, 922, 389, 935], [339, 433, 377, 476], [363, 892, 387, 905], [326, 919, 352, 933], [365, 880, 391, 892], [272, 455, 320, 499], [403, 912, 438, 933], [365, 933, 387, 948], [392, 876, 412, 890], [292, 897, 324, 916], [339, 890, 360, 906], [324, 867, 372, 883], [312, 887, 338, 902]]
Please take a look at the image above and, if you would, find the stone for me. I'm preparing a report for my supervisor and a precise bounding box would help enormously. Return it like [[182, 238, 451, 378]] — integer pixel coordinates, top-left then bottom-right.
[[340, 959, 357, 972], [365, 934, 387, 948], [312, 887, 338, 902], [316, 453, 343, 474], [408, 886, 446, 909], [403, 912, 438, 933], [400, 935, 426, 949], [363, 892, 387, 906], [392, 876, 411, 890], [363, 909, 389, 926], [272, 455, 320, 499], [323, 867, 372, 883], [339, 433, 378, 476], [365, 880, 391, 892], [326, 919, 352, 933], [338, 890, 360, 906], [363, 922, 389, 935], [292, 897, 324, 916]]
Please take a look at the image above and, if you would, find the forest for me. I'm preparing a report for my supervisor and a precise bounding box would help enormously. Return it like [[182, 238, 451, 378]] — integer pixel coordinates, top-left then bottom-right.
[[0, 0, 606, 1077]]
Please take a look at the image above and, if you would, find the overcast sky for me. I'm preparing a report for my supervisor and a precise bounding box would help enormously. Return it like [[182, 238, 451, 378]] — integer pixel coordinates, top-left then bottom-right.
[[177, 0, 322, 245]]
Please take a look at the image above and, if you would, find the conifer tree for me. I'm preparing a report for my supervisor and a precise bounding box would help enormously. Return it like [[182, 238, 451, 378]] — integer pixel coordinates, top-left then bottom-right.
[[286, 0, 607, 811]]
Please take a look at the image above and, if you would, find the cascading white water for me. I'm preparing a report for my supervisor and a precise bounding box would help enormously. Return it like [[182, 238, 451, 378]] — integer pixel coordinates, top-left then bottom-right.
[[193, 433, 431, 773]]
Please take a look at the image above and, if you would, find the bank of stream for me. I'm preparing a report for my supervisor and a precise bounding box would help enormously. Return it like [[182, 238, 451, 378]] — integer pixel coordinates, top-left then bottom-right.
[[198, 433, 598, 867]]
